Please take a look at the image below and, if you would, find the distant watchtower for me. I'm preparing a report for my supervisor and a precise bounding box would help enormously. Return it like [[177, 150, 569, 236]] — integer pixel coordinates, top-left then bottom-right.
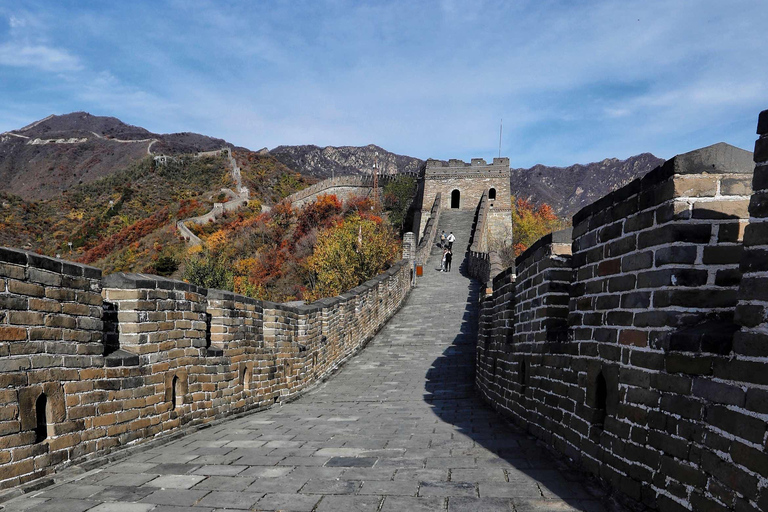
[[414, 157, 512, 242]]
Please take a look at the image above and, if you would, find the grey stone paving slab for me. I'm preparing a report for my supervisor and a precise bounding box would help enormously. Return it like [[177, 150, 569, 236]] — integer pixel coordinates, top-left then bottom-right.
[[325, 456, 378, 467], [479, 482, 543, 498], [358, 480, 418, 496], [151, 507, 213, 512], [23, 499, 97, 512], [237, 466, 293, 478], [0, 497, 48, 511], [299, 478, 360, 494], [253, 492, 321, 511], [37, 483, 104, 499], [196, 490, 262, 509], [381, 495, 447, 511], [447, 496, 515, 511], [314, 494, 382, 512], [192, 475, 255, 491], [138, 488, 210, 506], [192, 465, 248, 476], [86, 503, 156, 512], [245, 477, 307, 494], [89, 485, 156, 502], [418, 480, 478, 497], [143, 474, 205, 489], [96, 472, 159, 487]]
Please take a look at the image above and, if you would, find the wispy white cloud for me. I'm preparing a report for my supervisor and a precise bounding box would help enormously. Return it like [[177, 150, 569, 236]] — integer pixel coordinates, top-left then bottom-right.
[[0, 42, 81, 71]]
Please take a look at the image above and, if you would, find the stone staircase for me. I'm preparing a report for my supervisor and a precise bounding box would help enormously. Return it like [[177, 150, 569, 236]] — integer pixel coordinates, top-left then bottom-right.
[[433, 208, 477, 255]]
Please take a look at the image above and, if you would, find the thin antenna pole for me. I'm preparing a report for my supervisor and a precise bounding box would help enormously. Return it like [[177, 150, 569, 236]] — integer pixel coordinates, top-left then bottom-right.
[[499, 118, 503, 158], [373, 151, 379, 213]]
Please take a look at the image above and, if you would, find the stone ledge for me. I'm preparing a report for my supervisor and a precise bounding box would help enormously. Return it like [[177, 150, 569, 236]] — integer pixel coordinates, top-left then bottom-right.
[[104, 349, 140, 367], [515, 228, 573, 267], [102, 272, 206, 294], [0, 247, 101, 279], [757, 109, 768, 136]]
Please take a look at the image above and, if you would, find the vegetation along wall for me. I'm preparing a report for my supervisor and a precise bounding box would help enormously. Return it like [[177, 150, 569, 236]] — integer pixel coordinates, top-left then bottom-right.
[[0, 248, 412, 491], [475, 116, 768, 512]]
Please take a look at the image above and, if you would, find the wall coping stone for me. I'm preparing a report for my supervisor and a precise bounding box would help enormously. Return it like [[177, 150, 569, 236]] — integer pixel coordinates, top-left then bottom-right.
[[102, 272, 206, 294], [492, 266, 516, 288], [206, 288, 260, 305], [758, 109, 768, 135], [573, 143, 752, 225], [0, 246, 102, 279], [514, 228, 573, 267], [104, 349, 140, 367]]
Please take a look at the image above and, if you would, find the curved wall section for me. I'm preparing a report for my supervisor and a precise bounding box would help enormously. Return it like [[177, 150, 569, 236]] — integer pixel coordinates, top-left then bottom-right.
[[475, 138, 765, 512], [0, 249, 411, 492]]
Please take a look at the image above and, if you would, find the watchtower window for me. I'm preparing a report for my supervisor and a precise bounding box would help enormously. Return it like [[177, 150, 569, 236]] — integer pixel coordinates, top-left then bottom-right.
[[451, 190, 460, 209], [35, 393, 48, 443], [488, 188, 496, 200]]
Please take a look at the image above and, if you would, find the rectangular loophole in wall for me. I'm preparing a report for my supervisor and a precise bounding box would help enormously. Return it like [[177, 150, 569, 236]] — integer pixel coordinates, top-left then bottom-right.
[[205, 312, 212, 349], [102, 300, 119, 356]]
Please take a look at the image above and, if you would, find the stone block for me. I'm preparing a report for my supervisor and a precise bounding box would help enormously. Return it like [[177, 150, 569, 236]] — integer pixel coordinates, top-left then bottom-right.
[[7, 280, 45, 297], [692, 199, 750, 219], [0, 326, 27, 341], [673, 176, 717, 197]]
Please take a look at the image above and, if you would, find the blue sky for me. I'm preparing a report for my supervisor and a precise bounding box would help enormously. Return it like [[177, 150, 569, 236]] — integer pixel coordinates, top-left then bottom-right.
[[0, 0, 765, 167]]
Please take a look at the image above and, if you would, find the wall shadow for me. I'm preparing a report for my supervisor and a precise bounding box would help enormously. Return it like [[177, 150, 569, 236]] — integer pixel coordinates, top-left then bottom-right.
[[422, 253, 623, 511]]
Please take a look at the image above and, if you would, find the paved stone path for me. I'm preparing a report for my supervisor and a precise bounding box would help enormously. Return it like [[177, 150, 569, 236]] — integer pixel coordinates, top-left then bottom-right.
[[1, 211, 618, 512]]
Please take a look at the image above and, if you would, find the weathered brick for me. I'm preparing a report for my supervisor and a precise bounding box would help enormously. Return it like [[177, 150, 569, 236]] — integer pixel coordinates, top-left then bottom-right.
[[0, 326, 27, 341], [7, 280, 45, 297]]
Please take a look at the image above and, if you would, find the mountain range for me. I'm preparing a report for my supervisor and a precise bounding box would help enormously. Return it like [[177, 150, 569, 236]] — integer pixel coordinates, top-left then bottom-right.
[[1, 112, 664, 217]]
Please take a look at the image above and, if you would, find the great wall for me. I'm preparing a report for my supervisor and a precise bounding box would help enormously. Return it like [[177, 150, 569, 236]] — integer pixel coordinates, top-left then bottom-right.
[[0, 109, 767, 511]]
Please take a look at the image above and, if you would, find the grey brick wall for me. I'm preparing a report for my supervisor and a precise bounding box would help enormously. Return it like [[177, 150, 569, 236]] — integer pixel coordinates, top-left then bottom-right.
[[475, 133, 767, 512]]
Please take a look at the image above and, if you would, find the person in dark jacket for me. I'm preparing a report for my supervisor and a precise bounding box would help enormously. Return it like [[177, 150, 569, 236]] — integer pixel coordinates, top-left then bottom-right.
[[445, 249, 452, 272]]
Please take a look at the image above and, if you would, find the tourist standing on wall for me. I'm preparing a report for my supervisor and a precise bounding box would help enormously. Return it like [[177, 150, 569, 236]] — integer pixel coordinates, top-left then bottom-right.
[[440, 231, 447, 248], [447, 232, 455, 250], [445, 249, 452, 272], [441, 248, 448, 272]]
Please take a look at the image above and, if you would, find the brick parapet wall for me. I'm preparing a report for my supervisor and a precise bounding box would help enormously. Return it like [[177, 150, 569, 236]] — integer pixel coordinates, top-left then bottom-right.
[[0, 250, 103, 489], [415, 193, 441, 265], [468, 193, 505, 286], [0, 248, 412, 491], [735, 109, 768, 360], [475, 136, 768, 512]]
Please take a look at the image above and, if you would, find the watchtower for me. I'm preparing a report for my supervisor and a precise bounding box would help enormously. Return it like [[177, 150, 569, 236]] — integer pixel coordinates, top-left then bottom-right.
[[414, 157, 512, 242]]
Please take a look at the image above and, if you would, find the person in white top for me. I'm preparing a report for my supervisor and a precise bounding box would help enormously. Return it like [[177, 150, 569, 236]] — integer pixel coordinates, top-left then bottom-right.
[[446, 232, 455, 250]]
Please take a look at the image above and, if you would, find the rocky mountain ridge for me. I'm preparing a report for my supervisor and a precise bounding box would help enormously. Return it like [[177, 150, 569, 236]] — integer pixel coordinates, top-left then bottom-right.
[[269, 144, 423, 179], [510, 153, 665, 217], [0, 112, 232, 200]]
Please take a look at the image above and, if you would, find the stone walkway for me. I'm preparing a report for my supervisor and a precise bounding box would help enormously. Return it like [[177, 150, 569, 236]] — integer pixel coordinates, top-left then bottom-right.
[[1, 211, 619, 512]]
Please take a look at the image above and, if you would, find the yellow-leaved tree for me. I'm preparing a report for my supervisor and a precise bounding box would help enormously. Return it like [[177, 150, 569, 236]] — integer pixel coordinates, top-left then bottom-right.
[[305, 213, 400, 301]]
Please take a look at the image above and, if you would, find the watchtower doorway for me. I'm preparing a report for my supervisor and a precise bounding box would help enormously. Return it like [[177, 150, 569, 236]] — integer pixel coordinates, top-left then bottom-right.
[[488, 188, 496, 200], [451, 190, 460, 209]]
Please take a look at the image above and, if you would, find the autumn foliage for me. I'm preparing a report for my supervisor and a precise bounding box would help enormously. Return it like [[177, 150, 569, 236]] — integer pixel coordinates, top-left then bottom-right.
[[511, 197, 568, 257], [183, 194, 402, 303]]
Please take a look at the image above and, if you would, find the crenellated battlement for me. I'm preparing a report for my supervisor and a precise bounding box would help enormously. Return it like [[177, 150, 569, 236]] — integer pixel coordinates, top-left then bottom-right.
[[0, 250, 412, 491], [473, 128, 768, 511]]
